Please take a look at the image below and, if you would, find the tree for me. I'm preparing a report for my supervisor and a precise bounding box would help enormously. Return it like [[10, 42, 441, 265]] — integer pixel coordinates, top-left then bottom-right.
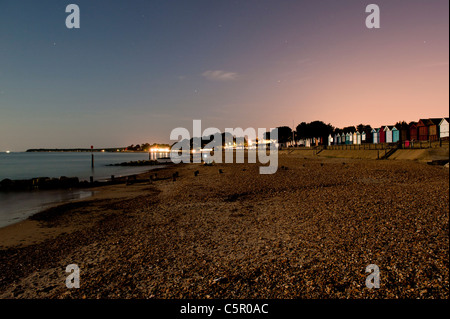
[[395, 121, 409, 130], [274, 126, 293, 144], [295, 122, 309, 139], [342, 126, 356, 134]]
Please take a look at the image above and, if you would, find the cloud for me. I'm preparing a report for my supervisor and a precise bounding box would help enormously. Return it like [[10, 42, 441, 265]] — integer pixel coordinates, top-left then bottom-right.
[[202, 70, 239, 81]]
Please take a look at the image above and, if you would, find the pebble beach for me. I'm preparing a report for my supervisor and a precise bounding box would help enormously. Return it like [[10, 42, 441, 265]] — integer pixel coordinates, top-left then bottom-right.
[[0, 153, 448, 299]]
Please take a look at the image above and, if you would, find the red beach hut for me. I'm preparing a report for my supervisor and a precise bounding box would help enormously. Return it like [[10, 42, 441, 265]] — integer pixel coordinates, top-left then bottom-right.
[[417, 119, 430, 141], [379, 126, 386, 143], [409, 122, 418, 141]]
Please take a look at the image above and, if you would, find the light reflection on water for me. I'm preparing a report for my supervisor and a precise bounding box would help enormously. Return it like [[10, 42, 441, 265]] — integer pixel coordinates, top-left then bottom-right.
[[0, 189, 94, 228]]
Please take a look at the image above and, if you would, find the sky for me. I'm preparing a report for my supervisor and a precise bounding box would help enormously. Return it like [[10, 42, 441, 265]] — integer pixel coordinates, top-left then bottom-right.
[[0, 0, 448, 151]]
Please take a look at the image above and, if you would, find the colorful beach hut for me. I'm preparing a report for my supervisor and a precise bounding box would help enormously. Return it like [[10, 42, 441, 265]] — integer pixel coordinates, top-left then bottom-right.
[[392, 127, 400, 143], [352, 132, 358, 145], [372, 128, 379, 144], [379, 126, 386, 144], [345, 133, 351, 145]]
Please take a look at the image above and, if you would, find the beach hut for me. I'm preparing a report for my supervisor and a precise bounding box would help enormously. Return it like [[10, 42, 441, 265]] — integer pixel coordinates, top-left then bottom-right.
[[361, 131, 366, 143], [409, 122, 418, 141], [328, 134, 333, 146], [356, 132, 361, 145], [305, 139, 311, 147], [417, 119, 430, 141], [351, 132, 357, 145], [385, 126, 393, 143], [340, 133, 345, 145], [345, 133, 351, 145], [399, 128, 409, 143], [379, 126, 386, 144], [439, 118, 449, 139], [428, 118, 442, 141], [392, 127, 400, 143], [372, 129, 378, 144]]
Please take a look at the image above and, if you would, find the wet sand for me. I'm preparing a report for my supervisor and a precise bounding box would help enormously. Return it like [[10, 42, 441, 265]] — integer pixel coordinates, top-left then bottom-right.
[[0, 154, 448, 298]]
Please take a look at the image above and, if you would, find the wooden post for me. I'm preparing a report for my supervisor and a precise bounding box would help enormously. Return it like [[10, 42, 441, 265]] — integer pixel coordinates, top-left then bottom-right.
[[91, 145, 94, 168]]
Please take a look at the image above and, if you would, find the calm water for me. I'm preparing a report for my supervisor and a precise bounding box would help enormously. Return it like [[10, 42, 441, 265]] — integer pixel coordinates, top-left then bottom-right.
[[0, 152, 168, 181], [0, 152, 169, 228]]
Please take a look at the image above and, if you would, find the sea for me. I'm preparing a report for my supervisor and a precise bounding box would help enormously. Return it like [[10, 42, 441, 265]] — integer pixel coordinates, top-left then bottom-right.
[[0, 151, 168, 228]]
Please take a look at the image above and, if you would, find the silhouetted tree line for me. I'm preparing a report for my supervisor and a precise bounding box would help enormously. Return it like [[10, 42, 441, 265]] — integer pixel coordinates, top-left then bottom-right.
[[125, 143, 170, 151], [266, 121, 378, 145]]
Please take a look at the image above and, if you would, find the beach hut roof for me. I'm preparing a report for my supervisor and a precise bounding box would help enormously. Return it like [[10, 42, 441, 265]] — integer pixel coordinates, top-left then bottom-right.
[[429, 118, 443, 125], [439, 118, 449, 125], [418, 119, 432, 126]]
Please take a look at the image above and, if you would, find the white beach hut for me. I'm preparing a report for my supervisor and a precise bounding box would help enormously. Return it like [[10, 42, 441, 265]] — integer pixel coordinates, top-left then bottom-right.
[[356, 132, 361, 145], [305, 138, 311, 147], [361, 131, 366, 143], [385, 126, 393, 143], [439, 118, 449, 139]]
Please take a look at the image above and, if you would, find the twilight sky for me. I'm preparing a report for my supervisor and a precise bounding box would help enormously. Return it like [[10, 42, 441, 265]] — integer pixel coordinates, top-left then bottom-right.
[[0, 0, 448, 151]]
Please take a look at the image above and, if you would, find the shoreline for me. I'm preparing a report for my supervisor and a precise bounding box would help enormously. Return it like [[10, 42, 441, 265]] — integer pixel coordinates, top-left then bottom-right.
[[0, 165, 172, 249], [0, 165, 170, 231], [0, 155, 448, 298]]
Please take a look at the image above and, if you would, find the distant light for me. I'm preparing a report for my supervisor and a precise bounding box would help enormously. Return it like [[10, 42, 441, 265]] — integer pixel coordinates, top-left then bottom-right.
[[150, 147, 170, 153], [5, 150, 10, 154]]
